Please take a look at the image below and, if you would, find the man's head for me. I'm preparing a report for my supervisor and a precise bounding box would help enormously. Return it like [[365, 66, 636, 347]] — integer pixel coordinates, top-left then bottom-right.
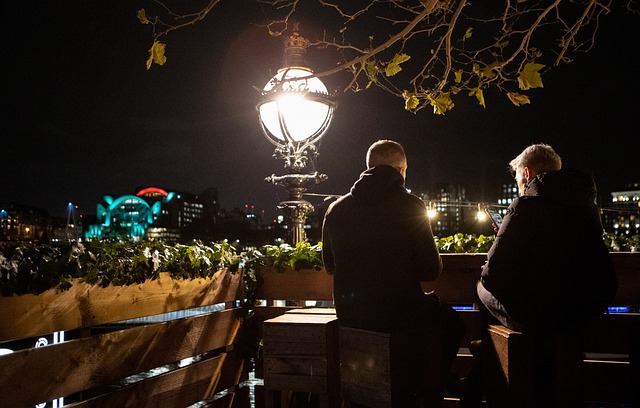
[[510, 143, 562, 194], [366, 140, 408, 179]]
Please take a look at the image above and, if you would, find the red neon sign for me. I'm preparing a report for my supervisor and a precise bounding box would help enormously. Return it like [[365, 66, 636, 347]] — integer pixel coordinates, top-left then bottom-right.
[[136, 187, 169, 197]]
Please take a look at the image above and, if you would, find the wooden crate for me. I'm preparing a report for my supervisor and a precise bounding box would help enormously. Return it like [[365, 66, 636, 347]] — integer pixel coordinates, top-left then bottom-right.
[[263, 313, 340, 408]]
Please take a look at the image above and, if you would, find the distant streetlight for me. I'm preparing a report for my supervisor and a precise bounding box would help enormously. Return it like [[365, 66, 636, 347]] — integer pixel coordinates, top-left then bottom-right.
[[426, 201, 437, 219], [257, 25, 337, 244]]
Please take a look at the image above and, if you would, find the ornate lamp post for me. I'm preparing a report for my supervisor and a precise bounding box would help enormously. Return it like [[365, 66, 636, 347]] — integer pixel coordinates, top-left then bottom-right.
[[257, 26, 337, 244]]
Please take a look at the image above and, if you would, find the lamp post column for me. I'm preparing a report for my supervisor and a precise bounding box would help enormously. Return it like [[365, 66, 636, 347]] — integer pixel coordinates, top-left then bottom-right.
[[280, 201, 313, 244], [257, 25, 337, 244], [265, 172, 327, 244]]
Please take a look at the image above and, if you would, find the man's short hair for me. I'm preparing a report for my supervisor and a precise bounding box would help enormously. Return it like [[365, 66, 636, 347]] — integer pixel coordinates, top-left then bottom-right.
[[509, 143, 562, 175], [366, 140, 407, 169]]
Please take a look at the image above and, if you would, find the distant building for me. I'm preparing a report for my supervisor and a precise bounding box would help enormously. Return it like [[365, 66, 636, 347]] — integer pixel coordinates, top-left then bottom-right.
[[0, 202, 87, 243], [420, 184, 468, 237], [497, 183, 519, 215], [85, 186, 220, 242], [0, 203, 51, 242], [609, 183, 640, 236]]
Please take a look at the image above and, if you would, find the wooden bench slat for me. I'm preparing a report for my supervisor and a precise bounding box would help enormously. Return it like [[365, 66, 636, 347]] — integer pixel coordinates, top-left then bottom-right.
[[0, 309, 242, 407], [65, 350, 245, 408]]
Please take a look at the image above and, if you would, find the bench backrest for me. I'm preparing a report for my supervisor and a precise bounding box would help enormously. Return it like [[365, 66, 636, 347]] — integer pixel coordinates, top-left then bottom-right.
[[0, 270, 246, 408]]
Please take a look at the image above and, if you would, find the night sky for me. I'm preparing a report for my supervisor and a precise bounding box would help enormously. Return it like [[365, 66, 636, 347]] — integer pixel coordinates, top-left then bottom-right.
[[4, 1, 639, 221]]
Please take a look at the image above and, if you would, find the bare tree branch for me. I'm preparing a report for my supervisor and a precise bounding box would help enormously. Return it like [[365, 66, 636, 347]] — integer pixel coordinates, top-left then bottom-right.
[[137, 0, 639, 114]]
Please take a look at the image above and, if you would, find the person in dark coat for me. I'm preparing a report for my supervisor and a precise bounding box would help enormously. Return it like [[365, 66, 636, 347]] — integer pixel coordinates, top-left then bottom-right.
[[322, 139, 464, 407], [477, 143, 617, 332]]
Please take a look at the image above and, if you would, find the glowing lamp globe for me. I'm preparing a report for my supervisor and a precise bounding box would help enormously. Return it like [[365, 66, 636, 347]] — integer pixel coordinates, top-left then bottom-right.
[[258, 67, 336, 147]]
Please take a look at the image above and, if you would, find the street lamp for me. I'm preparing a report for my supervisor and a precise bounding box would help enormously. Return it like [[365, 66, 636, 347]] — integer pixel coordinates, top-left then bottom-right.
[[257, 25, 337, 244]]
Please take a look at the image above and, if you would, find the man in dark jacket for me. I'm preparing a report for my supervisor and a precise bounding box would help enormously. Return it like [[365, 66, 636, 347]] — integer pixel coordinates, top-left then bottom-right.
[[477, 143, 617, 332], [322, 140, 464, 406]]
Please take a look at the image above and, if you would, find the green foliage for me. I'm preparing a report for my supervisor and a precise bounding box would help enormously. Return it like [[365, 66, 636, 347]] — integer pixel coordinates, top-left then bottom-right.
[[0, 240, 241, 296], [603, 233, 640, 252], [435, 233, 495, 253], [0, 240, 323, 296], [2, 234, 636, 296], [262, 241, 324, 271], [0, 242, 77, 296]]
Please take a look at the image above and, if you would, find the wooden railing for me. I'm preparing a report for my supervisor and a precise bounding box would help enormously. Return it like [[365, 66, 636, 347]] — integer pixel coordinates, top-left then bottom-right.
[[0, 269, 247, 408], [0, 253, 637, 407]]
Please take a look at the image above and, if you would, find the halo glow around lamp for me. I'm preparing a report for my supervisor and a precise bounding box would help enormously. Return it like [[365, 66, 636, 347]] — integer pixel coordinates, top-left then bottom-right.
[[257, 25, 337, 244]]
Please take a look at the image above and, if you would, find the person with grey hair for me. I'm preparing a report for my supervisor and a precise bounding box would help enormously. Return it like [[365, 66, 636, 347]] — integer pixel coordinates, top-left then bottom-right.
[[460, 143, 619, 406], [322, 139, 464, 407], [477, 143, 617, 332]]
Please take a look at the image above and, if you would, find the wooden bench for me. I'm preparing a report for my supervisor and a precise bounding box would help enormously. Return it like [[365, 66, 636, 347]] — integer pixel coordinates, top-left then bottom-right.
[[339, 326, 446, 408], [480, 312, 640, 407], [426, 253, 640, 407], [481, 325, 584, 407]]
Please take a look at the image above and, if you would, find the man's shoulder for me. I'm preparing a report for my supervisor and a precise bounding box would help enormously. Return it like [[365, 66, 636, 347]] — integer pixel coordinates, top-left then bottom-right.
[[398, 192, 427, 212], [326, 193, 354, 213], [331, 192, 353, 205], [406, 193, 426, 207]]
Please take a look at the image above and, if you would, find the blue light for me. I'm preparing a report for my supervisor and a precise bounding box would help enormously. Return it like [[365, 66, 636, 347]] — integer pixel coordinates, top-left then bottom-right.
[[607, 306, 630, 313], [452, 305, 475, 311]]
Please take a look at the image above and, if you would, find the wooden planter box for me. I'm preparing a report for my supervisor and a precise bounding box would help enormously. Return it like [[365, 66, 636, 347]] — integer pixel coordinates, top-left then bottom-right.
[[255, 267, 334, 303], [252, 252, 639, 307], [0, 269, 243, 342]]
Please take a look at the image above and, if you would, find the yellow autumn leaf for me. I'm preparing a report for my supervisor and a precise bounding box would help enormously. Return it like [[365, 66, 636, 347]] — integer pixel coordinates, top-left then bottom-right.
[[428, 93, 454, 115], [507, 92, 531, 106], [518, 62, 545, 90], [463, 27, 473, 40], [480, 65, 496, 79], [454, 70, 463, 83], [146, 41, 167, 70], [469, 88, 486, 108], [385, 53, 411, 77], [403, 91, 419, 111], [365, 60, 379, 82], [472, 63, 496, 79], [137, 9, 150, 25]]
